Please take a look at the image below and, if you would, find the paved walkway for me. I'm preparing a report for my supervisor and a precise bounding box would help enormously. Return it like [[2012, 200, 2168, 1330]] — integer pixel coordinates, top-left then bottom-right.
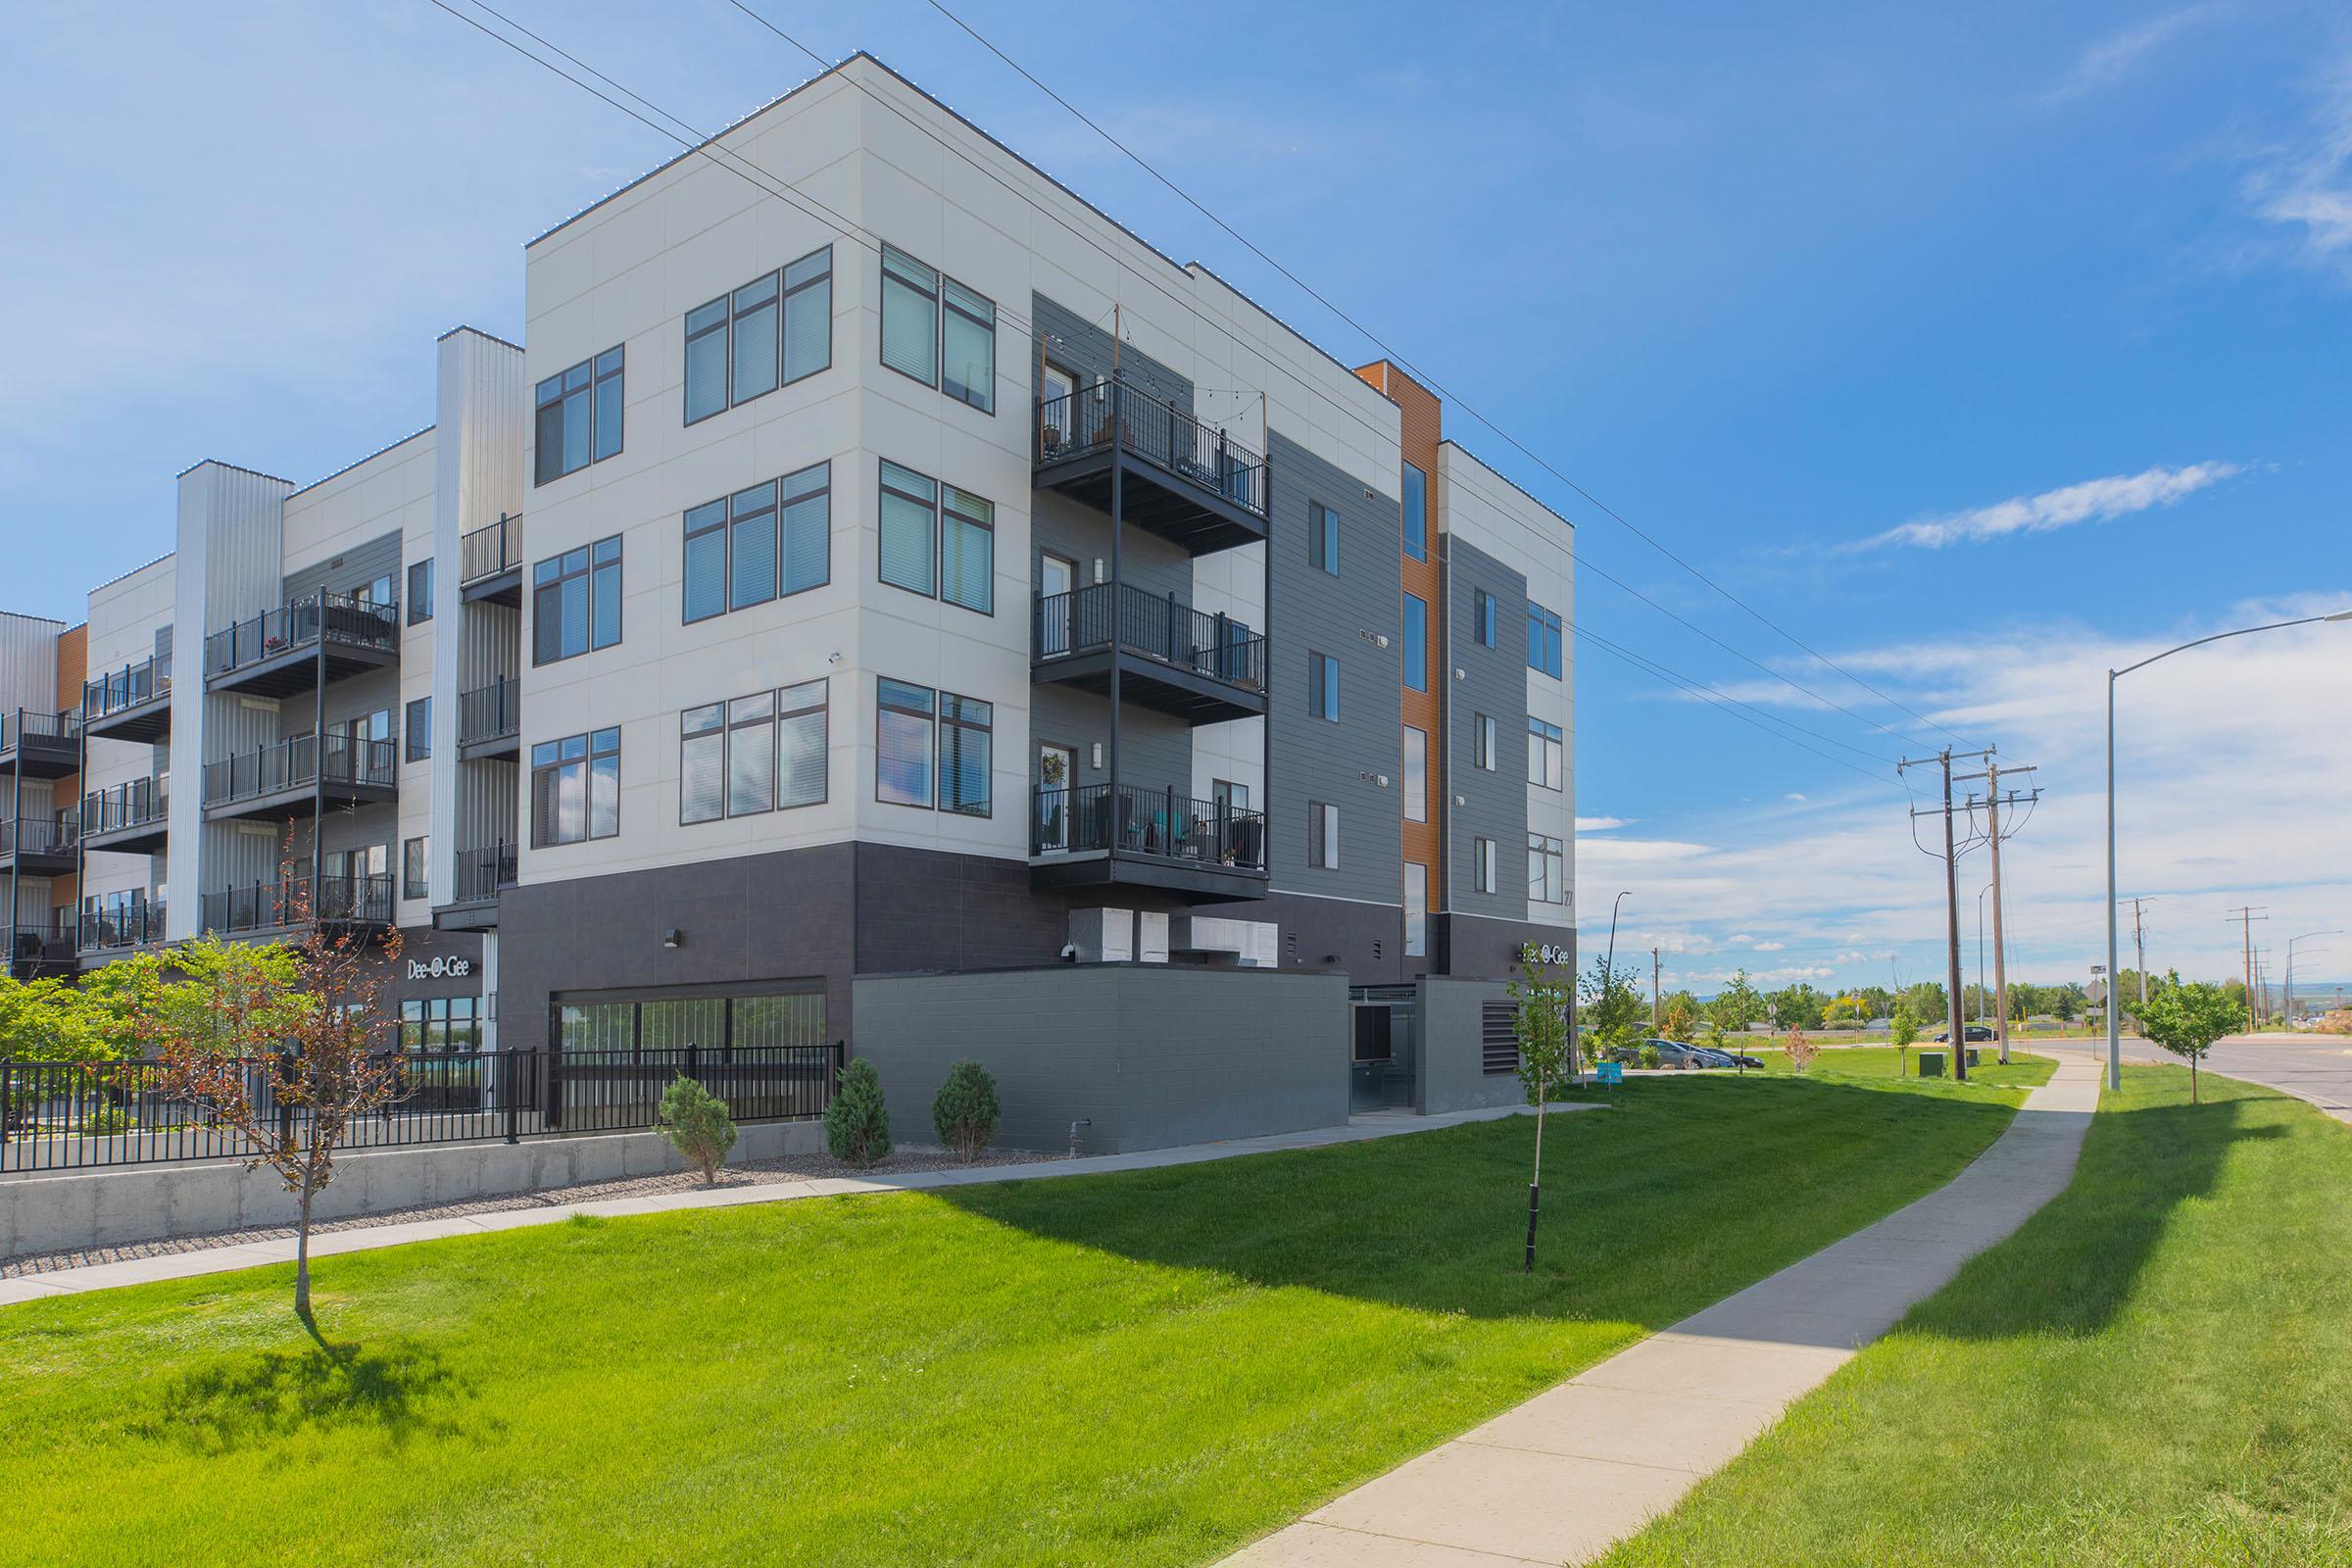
[[1222, 1054, 2104, 1567], [0, 1099, 1603, 1309], [2045, 1034, 2352, 1127]]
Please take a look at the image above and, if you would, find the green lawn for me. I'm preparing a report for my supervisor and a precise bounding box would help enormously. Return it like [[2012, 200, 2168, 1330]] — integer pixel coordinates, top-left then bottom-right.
[[1, 1066, 2041, 1568], [1602, 1064, 2352, 1567], [1730, 1043, 2057, 1092]]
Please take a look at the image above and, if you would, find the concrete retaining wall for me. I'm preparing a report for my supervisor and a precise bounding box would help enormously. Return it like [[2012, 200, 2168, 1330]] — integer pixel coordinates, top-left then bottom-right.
[[0, 1118, 823, 1260]]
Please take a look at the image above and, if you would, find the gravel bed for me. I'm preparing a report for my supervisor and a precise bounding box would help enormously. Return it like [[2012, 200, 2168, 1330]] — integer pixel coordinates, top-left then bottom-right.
[[1, 1143, 1053, 1279]]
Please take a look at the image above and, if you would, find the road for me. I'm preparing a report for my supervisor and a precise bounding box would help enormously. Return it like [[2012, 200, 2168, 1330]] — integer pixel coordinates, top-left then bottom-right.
[[2044, 1032, 2352, 1126]]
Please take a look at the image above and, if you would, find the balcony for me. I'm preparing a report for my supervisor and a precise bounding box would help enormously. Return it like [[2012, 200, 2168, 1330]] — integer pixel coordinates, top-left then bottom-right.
[[80, 775, 169, 855], [83, 656, 172, 743], [434, 841, 516, 933], [0, 816, 78, 877], [201, 873, 395, 938], [8, 912, 75, 978], [460, 514, 523, 607], [1034, 380, 1270, 555], [0, 708, 80, 779], [202, 591, 399, 697], [458, 676, 521, 761], [77, 897, 168, 957], [1033, 582, 1268, 724], [1029, 782, 1269, 903], [200, 734, 398, 823]]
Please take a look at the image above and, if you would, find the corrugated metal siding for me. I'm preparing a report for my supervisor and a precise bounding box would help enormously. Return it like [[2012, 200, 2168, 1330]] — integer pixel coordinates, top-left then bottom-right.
[[0, 612, 63, 715], [1446, 538, 1529, 919], [456, 757, 518, 856]]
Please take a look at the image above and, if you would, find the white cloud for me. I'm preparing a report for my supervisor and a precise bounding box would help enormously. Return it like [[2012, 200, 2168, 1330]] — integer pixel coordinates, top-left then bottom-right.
[[1858, 463, 2245, 551], [2045, 5, 2221, 102], [1752, 941, 1787, 952], [1785, 792, 1809, 803], [2243, 58, 2352, 279], [1576, 815, 1635, 832]]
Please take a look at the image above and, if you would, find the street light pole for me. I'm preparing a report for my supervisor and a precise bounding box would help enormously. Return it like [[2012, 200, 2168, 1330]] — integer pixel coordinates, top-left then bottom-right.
[[1604, 890, 1631, 978], [2107, 609, 2352, 1091], [1976, 883, 1991, 1024], [2288, 931, 2342, 1028]]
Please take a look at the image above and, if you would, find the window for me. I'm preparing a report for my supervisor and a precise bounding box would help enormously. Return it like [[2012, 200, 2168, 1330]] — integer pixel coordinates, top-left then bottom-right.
[[1530, 834, 1567, 904], [683, 247, 834, 424], [1310, 651, 1340, 721], [1475, 836, 1498, 894], [1401, 461, 1427, 561], [1527, 601, 1564, 678], [940, 693, 993, 817], [876, 678, 935, 807], [400, 997, 482, 1053], [534, 345, 623, 485], [681, 679, 828, 824], [1308, 801, 1340, 870], [405, 696, 431, 762], [1213, 779, 1250, 814], [407, 560, 433, 624], [532, 536, 621, 664], [1528, 717, 1564, 791], [402, 836, 429, 902], [880, 246, 940, 386], [941, 484, 995, 613], [685, 464, 832, 622], [1401, 725, 1427, 823], [942, 278, 997, 413], [531, 727, 620, 847], [1404, 862, 1428, 956], [1474, 588, 1497, 648], [1401, 593, 1428, 692], [1309, 501, 1340, 576], [1475, 712, 1497, 770], [879, 460, 937, 598]]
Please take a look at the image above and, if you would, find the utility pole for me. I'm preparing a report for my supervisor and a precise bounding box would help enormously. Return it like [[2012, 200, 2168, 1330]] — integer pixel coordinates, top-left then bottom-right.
[[1651, 948, 1661, 1032], [1900, 746, 1992, 1083], [1957, 757, 2036, 1066], [2128, 898, 2150, 1005], [2229, 907, 2268, 1034]]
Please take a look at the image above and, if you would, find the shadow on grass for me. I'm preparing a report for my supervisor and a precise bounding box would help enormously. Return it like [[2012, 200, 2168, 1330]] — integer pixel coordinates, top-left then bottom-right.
[[136, 1328, 466, 1454], [935, 1073, 2034, 1327]]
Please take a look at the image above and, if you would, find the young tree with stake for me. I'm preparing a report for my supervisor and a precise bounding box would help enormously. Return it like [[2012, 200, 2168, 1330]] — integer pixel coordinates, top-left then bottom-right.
[[1509, 944, 1577, 1273], [2132, 971, 2241, 1104]]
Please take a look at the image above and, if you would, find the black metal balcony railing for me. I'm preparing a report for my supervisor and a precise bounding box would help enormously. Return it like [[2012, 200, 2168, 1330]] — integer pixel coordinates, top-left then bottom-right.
[[203, 592, 399, 679], [78, 899, 167, 954], [1035, 380, 1269, 519], [1031, 783, 1267, 870], [202, 734, 398, 808], [84, 656, 170, 720], [0, 816, 77, 860], [461, 514, 522, 584], [201, 873, 396, 936], [83, 775, 168, 837], [454, 842, 518, 904], [459, 677, 521, 747], [1034, 582, 1268, 692], [0, 707, 79, 753]]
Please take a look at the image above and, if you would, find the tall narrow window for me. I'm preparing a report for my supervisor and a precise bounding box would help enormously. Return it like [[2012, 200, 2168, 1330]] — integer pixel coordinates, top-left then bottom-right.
[[407, 560, 433, 624], [730, 272, 780, 406], [879, 461, 937, 597], [1310, 651, 1340, 721], [729, 479, 778, 612], [1475, 837, 1497, 894], [1404, 862, 1428, 956], [876, 678, 935, 807], [942, 278, 996, 413], [683, 499, 727, 624], [940, 484, 995, 613], [780, 462, 831, 596], [1529, 834, 1566, 904], [684, 298, 730, 423], [405, 696, 431, 762], [1309, 501, 1340, 576], [1308, 801, 1340, 870], [777, 679, 827, 808], [1474, 588, 1497, 648], [403, 836, 430, 902], [1401, 593, 1429, 692], [1401, 725, 1428, 823], [1475, 712, 1497, 770], [781, 248, 833, 383], [1528, 717, 1564, 791], [727, 691, 776, 816], [1401, 461, 1427, 561], [880, 246, 940, 386], [940, 693, 993, 816], [1526, 602, 1563, 678], [591, 347, 624, 463], [680, 703, 724, 824]]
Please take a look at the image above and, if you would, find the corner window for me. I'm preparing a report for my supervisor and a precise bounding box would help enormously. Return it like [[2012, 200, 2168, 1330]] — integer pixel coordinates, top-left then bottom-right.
[[683, 246, 833, 424], [876, 678, 935, 807], [1310, 651, 1340, 721], [879, 460, 993, 614], [940, 693, 993, 817], [880, 246, 940, 387], [1401, 461, 1427, 561], [879, 461, 938, 598], [531, 727, 620, 847], [1402, 725, 1428, 823], [1402, 593, 1428, 692], [1309, 501, 1340, 576], [1474, 588, 1497, 649], [941, 485, 995, 614], [1404, 861, 1428, 956], [532, 536, 621, 664], [534, 345, 623, 485], [1530, 834, 1566, 904], [1529, 717, 1564, 791], [684, 463, 831, 622], [1527, 601, 1563, 678], [942, 278, 997, 414], [1475, 712, 1497, 771], [407, 560, 433, 624], [405, 696, 432, 762], [681, 679, 828, 826], [1308, 801, 1340, 870]]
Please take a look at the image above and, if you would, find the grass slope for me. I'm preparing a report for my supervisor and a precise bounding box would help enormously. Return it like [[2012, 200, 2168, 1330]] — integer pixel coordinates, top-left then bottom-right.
[[1603, 1064, 2352, 1567], [2, 1062, 2040, 1568]]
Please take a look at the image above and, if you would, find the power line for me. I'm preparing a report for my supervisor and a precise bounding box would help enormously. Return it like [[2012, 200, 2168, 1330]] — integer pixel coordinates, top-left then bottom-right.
[[905, 0, 1974, 753]]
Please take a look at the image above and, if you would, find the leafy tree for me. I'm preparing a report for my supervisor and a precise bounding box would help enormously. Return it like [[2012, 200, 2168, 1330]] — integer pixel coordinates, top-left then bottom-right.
[[1821, 993, 1868, 1027], [1768, 983, 1827, 1032], [657, 1074, 738, 1186], [930, 1059, 1002, 1160], [1508, 945, 1577, 1273], [824, 1057, 894, 1166], [0, 974, 110, 1061], [1898, 980, 1949, 1027], [1659, 994, 1697, 1044], [1783, 1024, 1819, 1073], [1710, 969, 1765, 1032], [2133, 971, 2243, 1104], [1889, 999, 1919, 1074], [1578, 953, 1643, 1072]]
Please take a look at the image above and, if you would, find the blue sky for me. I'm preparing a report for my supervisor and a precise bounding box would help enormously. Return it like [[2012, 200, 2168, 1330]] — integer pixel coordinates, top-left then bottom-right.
[[4, 0, 2348, 998]]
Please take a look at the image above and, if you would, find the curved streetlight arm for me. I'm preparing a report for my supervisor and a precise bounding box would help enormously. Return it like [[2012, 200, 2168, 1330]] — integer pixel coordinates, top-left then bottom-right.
[[2112, 611, 2352, 682]]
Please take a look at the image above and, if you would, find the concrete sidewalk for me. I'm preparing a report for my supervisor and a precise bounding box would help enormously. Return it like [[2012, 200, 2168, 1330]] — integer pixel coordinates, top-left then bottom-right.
[[0, 1098, 1604, 1309], [1223, 1054, 2104, 1567]]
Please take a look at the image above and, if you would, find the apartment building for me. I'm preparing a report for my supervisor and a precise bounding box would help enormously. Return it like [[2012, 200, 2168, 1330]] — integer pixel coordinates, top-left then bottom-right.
[[13, 55, 1574, 1146]]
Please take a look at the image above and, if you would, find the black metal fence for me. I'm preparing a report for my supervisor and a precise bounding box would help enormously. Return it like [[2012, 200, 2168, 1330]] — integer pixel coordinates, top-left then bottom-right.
[[83, 774, 167, 838], [84, 655, 169, 719], [203, 591, 399, 677], [454, 842, 517, 904], [77, 898, 166, 954], [0, 1044, 843, 1174], [461, 513, 522, 584], [202, 734, 398, 808], [1033, 581, 1268, 691], [459, 676, 521, 747], [0, 706, 79, 755], [0, 815, 77, 860], [1034, 380, 1269, 517], [1032, 782, 1267, 869], [200, 873, 397, 935]]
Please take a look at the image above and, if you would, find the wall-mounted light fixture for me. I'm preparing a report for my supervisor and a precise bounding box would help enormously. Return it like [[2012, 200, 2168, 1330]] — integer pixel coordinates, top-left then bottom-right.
[[662, 929, 683, 949], [1091, 742, 1104, 769]]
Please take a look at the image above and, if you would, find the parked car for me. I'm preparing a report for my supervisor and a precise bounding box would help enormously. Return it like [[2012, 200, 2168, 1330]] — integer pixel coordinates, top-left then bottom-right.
[[1690, 1043, 1764, 1069], [1933, 1025, 1995, 1043], [1640, 1038, 1712, 1070]]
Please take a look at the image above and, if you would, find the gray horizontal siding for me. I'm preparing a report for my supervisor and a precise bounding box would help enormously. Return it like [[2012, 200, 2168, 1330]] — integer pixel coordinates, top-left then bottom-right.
[[1030, 295, 1193, 416], [1446, 538, 1528, 919], [283, 530, 403, 606]]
